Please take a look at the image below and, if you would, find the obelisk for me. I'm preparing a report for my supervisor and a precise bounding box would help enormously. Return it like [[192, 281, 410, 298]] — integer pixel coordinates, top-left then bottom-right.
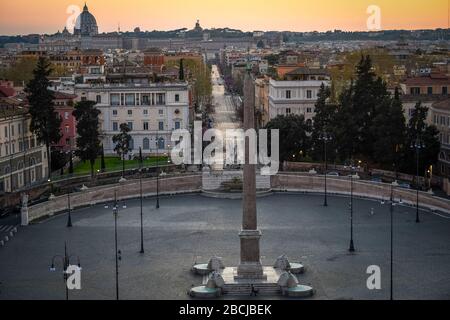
[[236, 63, 266, 279]]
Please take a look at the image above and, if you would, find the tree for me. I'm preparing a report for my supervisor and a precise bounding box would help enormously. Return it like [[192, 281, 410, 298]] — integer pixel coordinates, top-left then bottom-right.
[[25, 57, 62, 179], [311, 84, 338, 161], [73, 100, 101, 179], [257, 40, 265, 49], [371, 88, 406, 170], [401, 102, 440, 175], [112, 123, 132, 178], [100, 144, 106, 173], [178, 59, 185, 81], [0, 56, 37, 86], [265, 115, 311, 163]]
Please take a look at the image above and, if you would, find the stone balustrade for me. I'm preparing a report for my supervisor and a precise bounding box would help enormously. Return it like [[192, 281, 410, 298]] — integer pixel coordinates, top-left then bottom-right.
[[272, 174, 450, 214], [27, 174, 202, 223]]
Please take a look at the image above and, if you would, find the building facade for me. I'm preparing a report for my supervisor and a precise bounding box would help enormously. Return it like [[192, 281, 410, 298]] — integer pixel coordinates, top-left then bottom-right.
[[0, 98, 48, 193], [431, 99, 450, 177], [268, 75, 331, 123], [74, 83, 190, 156]]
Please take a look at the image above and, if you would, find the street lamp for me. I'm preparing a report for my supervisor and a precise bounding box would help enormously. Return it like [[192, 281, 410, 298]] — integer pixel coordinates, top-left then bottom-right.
[[411, 138, 425, 223], [381, 181, 398, 300], [113, 191, 122, 300], [139, 169, 144, 254], [319, 132, 332, 207], [67, 190, 72, 228], [348, 163, 356, 253], [50, 242, 81, 300], [156, 138, 160, 210]]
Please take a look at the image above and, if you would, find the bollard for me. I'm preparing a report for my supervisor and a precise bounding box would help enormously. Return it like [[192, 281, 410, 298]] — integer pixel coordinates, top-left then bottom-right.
[[0, 240, 4, 246], [13, 227, 17, 233], [9, 231, 14, 238], [4, 236, 9, 242]]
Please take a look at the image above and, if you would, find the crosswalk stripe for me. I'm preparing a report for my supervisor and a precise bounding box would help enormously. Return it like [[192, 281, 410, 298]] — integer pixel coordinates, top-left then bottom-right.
[[4, 226, 12, 232], [0, 226, 7, 232]]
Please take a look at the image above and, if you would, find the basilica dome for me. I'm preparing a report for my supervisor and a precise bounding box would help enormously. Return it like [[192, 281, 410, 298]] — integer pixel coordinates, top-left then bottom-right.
[[74, 3, 98, 36]]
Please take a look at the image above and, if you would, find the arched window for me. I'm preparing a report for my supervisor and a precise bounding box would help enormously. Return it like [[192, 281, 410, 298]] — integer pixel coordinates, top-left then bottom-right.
[[129, 138, 134, 151], [158, 137, 165, 150], [143, 138, 150, 150]]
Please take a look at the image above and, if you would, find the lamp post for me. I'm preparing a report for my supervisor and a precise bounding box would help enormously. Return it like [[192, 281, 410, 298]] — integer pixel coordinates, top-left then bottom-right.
[[156, 136, 160, 209], [67, 190, 72, 228], [50, 242, 80, 300], [411, 138, 424, 223], [389, 182, 395, 301], [113, 191, 121, 300], [349, 163, 355, 253], [319, 132, 332, 207], [139, 169, 144, 254]]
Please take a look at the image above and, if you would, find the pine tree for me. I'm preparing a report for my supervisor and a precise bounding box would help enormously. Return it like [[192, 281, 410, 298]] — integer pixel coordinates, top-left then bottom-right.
[[73, 100, 101, 179], [311, 84, 337, 161], [25, 57, 62, 179], [179, 59, 185, 81], [112, 123, 132, 178], [372, 87, 406, 170], [402, 102, 441, 174]]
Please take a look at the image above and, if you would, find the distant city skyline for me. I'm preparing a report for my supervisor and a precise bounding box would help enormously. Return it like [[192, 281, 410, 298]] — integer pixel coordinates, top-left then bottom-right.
[[0, 0, 449, 36]]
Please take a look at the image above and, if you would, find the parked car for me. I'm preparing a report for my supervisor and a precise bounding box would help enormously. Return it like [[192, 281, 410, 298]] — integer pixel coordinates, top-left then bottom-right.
[[371, 177, 383, 183], [398, 182, 411, 189], [327, 172, 340, 177]]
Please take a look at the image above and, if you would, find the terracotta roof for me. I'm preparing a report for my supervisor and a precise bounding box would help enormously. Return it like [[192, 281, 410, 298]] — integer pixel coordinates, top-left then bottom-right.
[[403, 75, 450, 86], [285, 67, 330, 76], [52, 91, 77, 100]]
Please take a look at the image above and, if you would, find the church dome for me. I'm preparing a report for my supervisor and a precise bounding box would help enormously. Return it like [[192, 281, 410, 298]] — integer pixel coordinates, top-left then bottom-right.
[[74, 3, 98, 36]]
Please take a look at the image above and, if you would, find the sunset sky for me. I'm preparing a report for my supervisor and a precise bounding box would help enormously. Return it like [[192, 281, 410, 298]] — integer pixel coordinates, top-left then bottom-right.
[[0, 0, 448, 35]]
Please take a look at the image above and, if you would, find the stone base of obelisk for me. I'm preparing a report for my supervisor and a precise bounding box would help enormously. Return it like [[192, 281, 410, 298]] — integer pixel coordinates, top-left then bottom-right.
[[236, 230, 266, 280]]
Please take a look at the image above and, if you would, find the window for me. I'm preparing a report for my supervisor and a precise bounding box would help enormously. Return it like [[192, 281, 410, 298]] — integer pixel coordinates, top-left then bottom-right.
[[286, 108, 291, 114], [11, 125, 14, 137], [307, 90, 312, 99], [143, 138, 150, 150], [65, 125, 70, 133], [410, 87, 420, 95], [111, 94, 120, 106], [18, 123, 21, 134], [158, 137, 165, 150], [307, 107, 312, 113], [127, 122, 133, 131], [175, 94, 180, 102], [159, 122, 164, 131], [129, 138, 134, 151], [113, 122, 119, 131], [112, 110, 118, 116], [427, 87, 433, 95], [128, 110, 133, 116], [4, 126, 7, 138], [143, 122, 149, 131], [286, 90, 291, 99], [125, 94, 135, 106], [157, 94, 164, 105], [142, 95, 150, 105], [175, 121, 181, 130], [443, 86, 448, 95], [96, 95, 102, 103], [64, 112, 69, 120], [143, 109, 149, 115], [81, 97, 87, 102], [159, 109, 164, 116]]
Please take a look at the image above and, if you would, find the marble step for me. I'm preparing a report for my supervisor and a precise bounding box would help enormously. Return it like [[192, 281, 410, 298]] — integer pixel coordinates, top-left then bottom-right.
[[222, 283, 281, 296]]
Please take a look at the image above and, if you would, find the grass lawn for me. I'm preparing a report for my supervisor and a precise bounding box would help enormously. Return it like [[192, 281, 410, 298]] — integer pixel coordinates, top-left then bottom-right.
[[72, 156, 170, 175]]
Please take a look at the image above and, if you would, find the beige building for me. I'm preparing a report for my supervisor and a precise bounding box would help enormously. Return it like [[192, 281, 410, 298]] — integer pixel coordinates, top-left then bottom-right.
[[0, 98, 48, 194], [431, 99, 450, 177], [74, 82, 190, 156]]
